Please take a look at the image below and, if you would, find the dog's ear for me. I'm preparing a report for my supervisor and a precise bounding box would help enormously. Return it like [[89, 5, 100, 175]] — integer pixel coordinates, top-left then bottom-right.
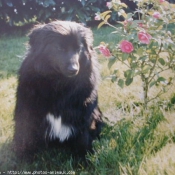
[[81, 26, 94, 53], [27, 24, 49, 56], [28, 24, 45, 47]]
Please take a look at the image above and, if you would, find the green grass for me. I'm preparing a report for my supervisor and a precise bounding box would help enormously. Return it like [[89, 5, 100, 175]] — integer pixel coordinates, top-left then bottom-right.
[[93, 26, 122, 47], [0, 27, 175, 175]]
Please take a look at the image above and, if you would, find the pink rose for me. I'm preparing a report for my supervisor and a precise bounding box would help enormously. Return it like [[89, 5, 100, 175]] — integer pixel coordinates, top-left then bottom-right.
[[106, 2, 112, 9], [152, 11, 161, 19], [160, 0, 165, 2], [138, 32, 152, 44], [99, 45, 111, 57], [120, 40, 134, 53]]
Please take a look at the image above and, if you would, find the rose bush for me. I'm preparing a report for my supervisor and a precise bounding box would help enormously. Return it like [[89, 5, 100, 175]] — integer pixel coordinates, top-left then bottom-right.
[[95, 0, 175, 108]]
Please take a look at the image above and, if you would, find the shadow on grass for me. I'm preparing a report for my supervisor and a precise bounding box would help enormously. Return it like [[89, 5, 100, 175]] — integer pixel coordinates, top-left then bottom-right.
[[0, 140, 91, 173], [0, 141, 17, 171]]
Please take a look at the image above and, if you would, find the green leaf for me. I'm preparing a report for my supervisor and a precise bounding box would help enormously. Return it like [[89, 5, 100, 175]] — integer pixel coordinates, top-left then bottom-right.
[[108, 57, 117, 69], [136, 48, 144, 56], [122, 53, 129, 61], [130, 55, 137, 61], [142, 65, 151, 74], [111, 75, 117, 83], [149, 41, 155, 48], [170, 94, 175, 104], [149, 81, 157, 88], [150, 57, 156, 64], [157, 77, 166, 82], [139, 56, 147, 61], [124, 69, 135, 79], [113, 69, 118, 74], [150, 48, 156, 54], [125, 78, 133, 86], [118, 79, 124, 88], [131, 62, 137, 69], [158, 58, 165, 66]]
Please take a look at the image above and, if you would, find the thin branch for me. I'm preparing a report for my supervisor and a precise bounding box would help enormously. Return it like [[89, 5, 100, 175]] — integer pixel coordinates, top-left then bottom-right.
[[147, 81, 174, 103], [148, 43, 163, 84], [117, 57, 131, 69], [147, 89, 164, 103], [148, 67, 170, 84]]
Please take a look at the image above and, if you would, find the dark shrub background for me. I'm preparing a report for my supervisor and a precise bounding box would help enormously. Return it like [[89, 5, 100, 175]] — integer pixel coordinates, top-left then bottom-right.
[[0, 0, 109, 26]]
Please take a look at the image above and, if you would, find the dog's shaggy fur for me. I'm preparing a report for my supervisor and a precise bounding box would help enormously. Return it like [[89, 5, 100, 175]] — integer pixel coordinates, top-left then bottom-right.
[[13, 20, 103, 160]]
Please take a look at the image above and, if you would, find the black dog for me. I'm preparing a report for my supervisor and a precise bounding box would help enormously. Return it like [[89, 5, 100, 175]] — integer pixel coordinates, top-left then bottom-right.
[[13, 20, 103, 160]]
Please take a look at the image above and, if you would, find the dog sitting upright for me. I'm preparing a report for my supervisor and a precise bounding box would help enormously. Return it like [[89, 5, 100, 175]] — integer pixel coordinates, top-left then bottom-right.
[[13, 20, 103, 160]]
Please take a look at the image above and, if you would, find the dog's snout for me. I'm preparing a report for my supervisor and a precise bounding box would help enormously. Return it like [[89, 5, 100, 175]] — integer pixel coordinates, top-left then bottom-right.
[[67, 64, 79, 76]]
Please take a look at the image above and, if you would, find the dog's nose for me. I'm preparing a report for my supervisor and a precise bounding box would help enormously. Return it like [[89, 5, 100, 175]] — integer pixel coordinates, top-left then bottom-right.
[[68, 68, 77, 75], [67, 64, 79, 76]]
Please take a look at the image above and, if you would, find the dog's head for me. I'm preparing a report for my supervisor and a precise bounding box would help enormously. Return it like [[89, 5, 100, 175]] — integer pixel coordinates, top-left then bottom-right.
[[28, 21, 94, 77]]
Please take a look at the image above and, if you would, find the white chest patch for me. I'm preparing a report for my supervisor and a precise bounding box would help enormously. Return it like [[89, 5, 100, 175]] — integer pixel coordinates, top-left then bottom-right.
[[46, 113, 74, 142]]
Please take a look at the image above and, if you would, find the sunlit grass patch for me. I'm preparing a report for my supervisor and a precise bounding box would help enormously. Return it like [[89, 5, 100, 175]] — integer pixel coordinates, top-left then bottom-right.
[[140, 143, 175, 175], [0, 77, 17, 143]]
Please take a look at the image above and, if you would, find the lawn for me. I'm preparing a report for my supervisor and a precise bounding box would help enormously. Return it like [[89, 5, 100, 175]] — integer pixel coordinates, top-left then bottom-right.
[[0, 26, 175, 175]]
